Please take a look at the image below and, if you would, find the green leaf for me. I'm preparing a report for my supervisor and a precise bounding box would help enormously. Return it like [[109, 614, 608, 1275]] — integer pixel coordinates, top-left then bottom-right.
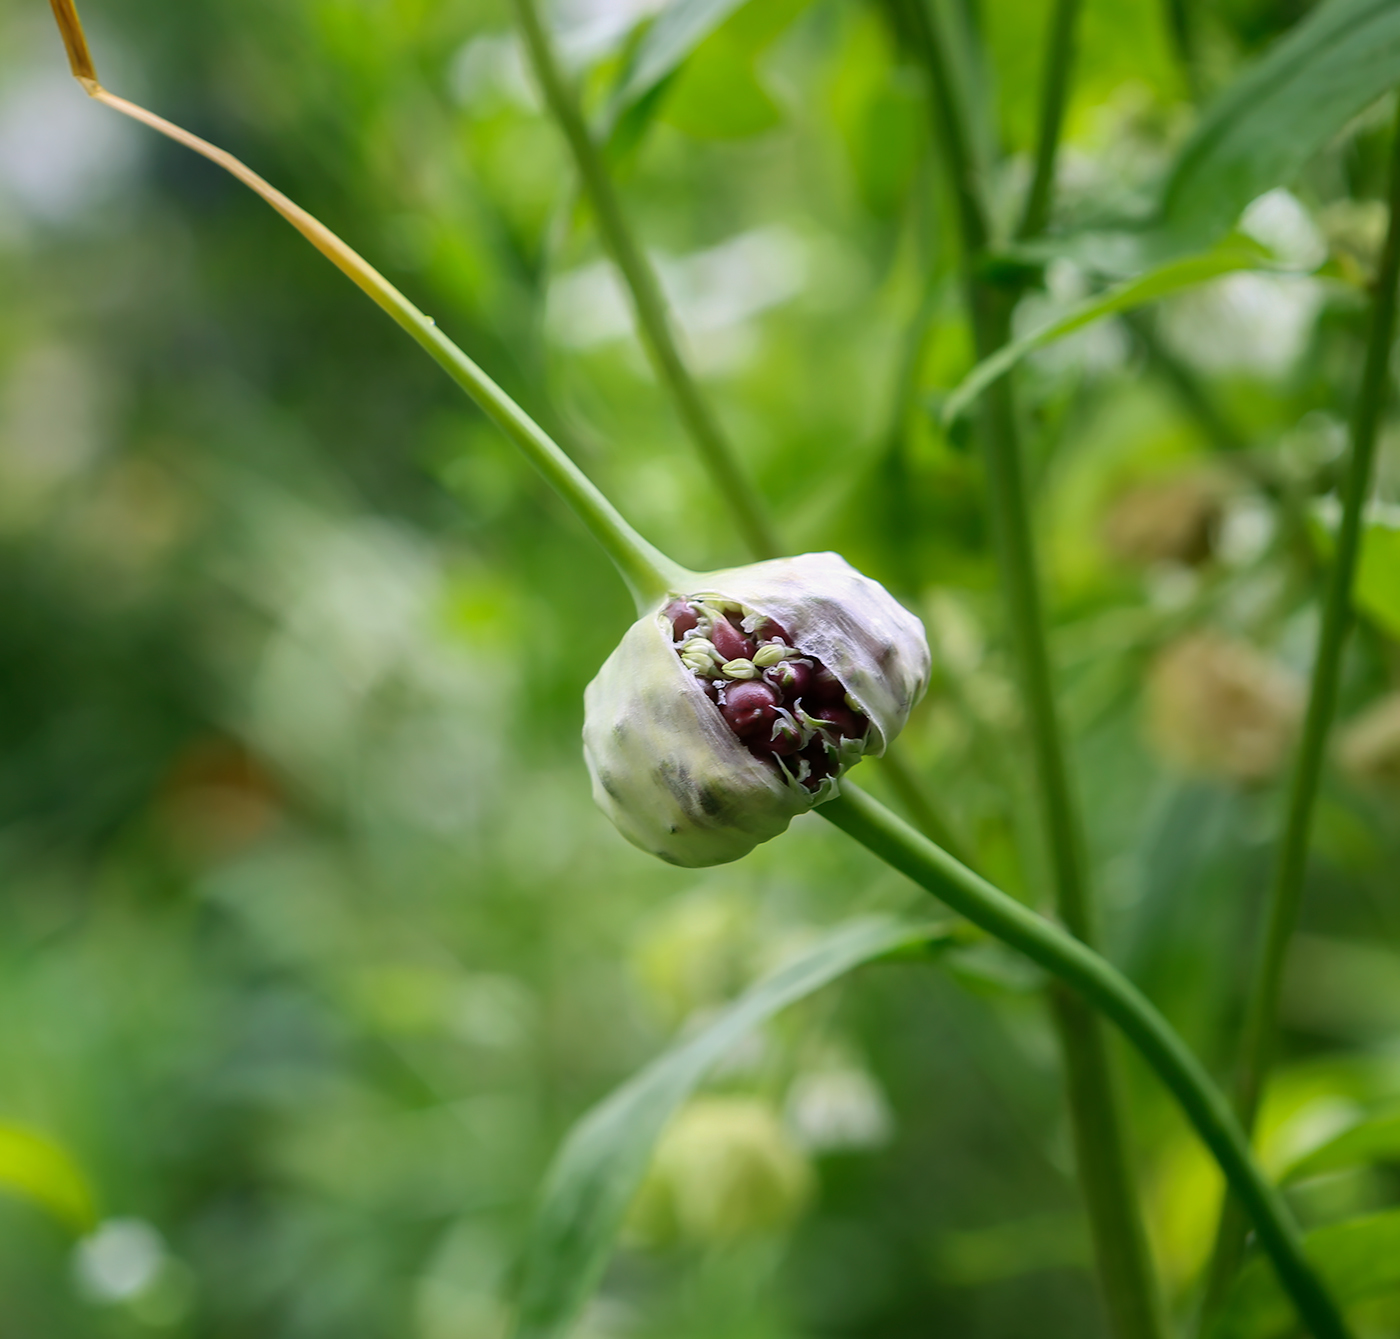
[[508, 915, 953, 1339], [1307, 501, 1400, 639], [1355, 510, 1400, 639], [0, 1124, 99, 1233], [1211, 1207, 1400, 1339], [1162, 0, 1400, 244], [940, 238, 1271, 425], [602, 0, 810, 145], [658, 31, 783, 140], [1281, 1105, 1400, 1185], [611, 0, 752, 115]]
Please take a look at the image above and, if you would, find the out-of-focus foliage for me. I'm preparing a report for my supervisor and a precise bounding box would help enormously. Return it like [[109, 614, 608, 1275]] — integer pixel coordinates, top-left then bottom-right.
[[1, 0, 1399, 1336]]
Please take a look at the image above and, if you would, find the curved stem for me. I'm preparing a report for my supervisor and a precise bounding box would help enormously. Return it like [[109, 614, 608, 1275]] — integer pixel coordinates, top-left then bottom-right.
[[46, 0, 687, 615], [1201, 96, 1400, 1321], [821, 784, 1352, 1339], [510, 0, 782, 561], [896, 2, 1165, 1332]]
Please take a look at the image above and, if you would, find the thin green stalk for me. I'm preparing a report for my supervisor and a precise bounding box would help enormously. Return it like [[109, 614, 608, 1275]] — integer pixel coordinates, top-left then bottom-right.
[[1162, 0, 1203, 102], [510, 0, 781, 561], [1201, 98, 1400, 1323], [894, 0, 990, 257], [46, 0, 687, 616], [1017, 0, 1081, 241], [897, 2, 1166, 1333], [821, 785, 1352, 1339]]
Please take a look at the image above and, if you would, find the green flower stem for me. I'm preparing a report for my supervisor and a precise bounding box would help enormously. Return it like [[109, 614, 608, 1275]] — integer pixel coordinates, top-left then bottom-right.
[[1201, 96, 1400, 1321], [510, 0, 781, 561], [1162, 0, 1203, 102], [894, 2, 1166, 1333], [47, 0, 688, 616], [821, 784, 1353, 1339], [1017, 0, 1082, 241]]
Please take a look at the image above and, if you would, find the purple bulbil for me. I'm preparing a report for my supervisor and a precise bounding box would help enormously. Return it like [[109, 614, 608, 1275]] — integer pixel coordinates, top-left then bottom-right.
[[668, 597, 870, 791]]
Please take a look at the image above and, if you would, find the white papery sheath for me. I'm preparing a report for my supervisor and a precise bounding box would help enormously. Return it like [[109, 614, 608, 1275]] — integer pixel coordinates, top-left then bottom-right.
[[583, 552, 930, 867]]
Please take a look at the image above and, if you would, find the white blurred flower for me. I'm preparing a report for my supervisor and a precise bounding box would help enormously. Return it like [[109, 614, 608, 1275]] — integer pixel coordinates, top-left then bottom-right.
[[74, 1219, 165, 1303], [1240, 189, 1328, 272], [547, 227, 808, 372], [1218, 494, 1277, 568], [0, 72, 139, 224], [448, 34, 537, 111], [1160, 271, 1324, 380], [246, 514, 499, 821], [551, 0, 670, 65], [785, 1065, 893, 1153]]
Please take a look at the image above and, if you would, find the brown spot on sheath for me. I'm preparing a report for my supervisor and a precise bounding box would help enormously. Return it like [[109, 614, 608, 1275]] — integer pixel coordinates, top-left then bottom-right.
[[598, 772, 624, 802]]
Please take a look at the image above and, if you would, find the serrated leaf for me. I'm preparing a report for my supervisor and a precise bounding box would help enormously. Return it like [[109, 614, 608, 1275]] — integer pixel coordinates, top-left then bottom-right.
[[0, 1124, 98, 1233], [1162, 0, 1400, 244], [1281, 1106, 1400, 1184], [1210, 1207, 1400, 1339], [508, 915, 952, 1339], [940, 238, 1271, 424]]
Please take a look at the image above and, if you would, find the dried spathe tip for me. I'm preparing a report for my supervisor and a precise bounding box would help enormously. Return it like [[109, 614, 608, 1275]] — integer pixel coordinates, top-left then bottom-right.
[[583, 552, 930, 867]]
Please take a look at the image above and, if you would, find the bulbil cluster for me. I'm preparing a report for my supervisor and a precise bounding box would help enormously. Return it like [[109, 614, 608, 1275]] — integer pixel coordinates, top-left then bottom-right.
[[583, 552, 931, 867], [664, 596, 870, 792]]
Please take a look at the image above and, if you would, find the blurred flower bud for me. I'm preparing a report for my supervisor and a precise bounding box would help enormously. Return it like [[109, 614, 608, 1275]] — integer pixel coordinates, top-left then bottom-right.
[[627, 1097, 814, 1247], [1145, 631, 1302, 784], [583, 552, 930, 867], [1101, 472, 1227, 568], [1337, 692, 1400, 792], [631, 892, 756, 1027], [785, 1063, 892, 1154], [1320, 199, 1389, 286]]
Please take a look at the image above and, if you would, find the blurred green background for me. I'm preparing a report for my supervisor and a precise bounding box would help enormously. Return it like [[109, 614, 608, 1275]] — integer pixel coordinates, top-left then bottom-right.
[[2, 0, 1400, 1335]]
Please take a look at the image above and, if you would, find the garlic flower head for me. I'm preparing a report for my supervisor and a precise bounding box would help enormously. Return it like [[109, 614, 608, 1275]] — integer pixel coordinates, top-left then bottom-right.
[[583, 552, 930, 867]]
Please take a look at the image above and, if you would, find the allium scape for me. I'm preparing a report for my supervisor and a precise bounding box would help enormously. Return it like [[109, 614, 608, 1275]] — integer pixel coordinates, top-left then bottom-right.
[[584, 553, 930, 867]]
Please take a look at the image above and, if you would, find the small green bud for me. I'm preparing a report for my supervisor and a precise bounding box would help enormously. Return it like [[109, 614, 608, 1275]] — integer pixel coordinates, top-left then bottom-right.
[[753, 644, 790, 669], [721, 658, 759, 680], [627, 1096, 813, 1246]]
